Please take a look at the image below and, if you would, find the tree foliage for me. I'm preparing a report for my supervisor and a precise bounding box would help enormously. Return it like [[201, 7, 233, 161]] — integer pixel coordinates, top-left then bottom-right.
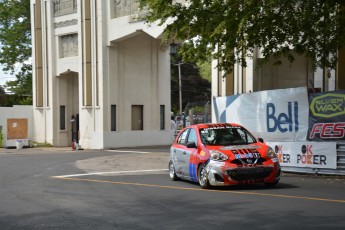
[[0, 0, 32, 103], [170, 54, 210, 114], [0, 0, 31, 72], [0, 84, 5, 95], [197, 58, 211, 82], [140, 0, 345, 75], [4, 63, 32, 105]]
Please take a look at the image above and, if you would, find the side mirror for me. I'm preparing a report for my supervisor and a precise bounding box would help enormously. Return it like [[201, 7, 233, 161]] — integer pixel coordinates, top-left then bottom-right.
[[186, 141, 197, 148], [258, 138, 264, 143]]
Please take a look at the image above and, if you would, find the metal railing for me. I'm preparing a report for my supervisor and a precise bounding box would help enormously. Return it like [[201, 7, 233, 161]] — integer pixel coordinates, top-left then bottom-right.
[[336, 143, 345, 170]]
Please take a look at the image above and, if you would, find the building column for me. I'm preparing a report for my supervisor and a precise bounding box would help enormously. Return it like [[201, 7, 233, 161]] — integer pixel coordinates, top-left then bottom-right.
[[34, 1, 43, 107], [81, 0, 92, 106]]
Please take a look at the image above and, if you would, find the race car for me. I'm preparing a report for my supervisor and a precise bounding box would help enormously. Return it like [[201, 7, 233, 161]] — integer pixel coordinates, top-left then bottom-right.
[[169, 123, 281, 189]]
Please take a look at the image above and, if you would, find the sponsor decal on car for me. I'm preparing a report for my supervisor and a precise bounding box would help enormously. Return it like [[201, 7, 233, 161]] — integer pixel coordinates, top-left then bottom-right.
[[234, 152, 261, 159]]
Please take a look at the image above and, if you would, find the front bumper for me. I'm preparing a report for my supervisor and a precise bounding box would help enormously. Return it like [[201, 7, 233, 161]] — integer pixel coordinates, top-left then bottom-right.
[[206, 160, 280, 186]]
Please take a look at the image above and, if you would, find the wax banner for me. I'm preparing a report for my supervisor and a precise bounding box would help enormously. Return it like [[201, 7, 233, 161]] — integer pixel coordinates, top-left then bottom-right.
[[266, 142, 337, 169], [308, 90, 345, 141], [213, 87, 309, 142]]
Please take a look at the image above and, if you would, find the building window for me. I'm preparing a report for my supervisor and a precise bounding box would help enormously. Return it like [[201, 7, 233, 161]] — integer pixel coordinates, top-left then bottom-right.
[[111, 0, 139, 19], [53, 0, 77, 17], [60, 105, 65, 130], [132, 105, 143, 130], [60, 34, 78, 58], [111, 105, 116, 131], [160, 105, 165, 130]]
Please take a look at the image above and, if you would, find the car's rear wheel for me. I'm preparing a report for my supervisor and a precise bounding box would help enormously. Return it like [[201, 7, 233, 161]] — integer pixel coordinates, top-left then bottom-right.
[[169, 161, 178, 181], [198, 164, 211, 189]]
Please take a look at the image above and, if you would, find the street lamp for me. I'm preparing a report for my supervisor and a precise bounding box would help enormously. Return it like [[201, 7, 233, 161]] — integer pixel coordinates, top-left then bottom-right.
[[170, 42, 183, 115], [169, 42, 178, 56]]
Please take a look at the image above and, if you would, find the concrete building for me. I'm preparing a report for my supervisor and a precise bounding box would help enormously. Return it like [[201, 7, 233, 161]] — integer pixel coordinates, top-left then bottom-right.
[[31, 0, 172, 149]]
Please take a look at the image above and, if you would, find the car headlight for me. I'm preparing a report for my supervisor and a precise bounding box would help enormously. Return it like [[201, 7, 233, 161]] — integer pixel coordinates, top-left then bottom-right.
[[266, 147, 277, 159], [210, 150, 228, 161]]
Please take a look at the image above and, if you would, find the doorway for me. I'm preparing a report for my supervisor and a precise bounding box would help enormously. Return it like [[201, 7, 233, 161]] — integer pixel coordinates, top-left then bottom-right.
[[132, 105, 143, 130], [58, 71, 79, 146]]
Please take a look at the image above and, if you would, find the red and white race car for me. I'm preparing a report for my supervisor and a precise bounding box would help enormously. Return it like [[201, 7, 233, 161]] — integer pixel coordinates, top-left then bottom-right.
[[169, 123, 281, 189]]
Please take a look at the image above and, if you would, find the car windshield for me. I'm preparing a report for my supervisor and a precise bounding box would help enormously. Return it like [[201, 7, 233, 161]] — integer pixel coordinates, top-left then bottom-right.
[[200, 126, 256, 146]]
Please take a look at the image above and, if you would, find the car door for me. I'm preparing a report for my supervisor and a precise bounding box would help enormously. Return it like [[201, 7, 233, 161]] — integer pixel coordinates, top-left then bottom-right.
[[172, 129, 190, 178], [185, 128, 198, 181]]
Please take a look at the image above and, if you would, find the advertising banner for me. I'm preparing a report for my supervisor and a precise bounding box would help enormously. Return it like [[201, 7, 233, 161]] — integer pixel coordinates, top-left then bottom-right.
[[308, 90, 345, 141], [213, 87, 309, 142], [266, 142, 337, 169]]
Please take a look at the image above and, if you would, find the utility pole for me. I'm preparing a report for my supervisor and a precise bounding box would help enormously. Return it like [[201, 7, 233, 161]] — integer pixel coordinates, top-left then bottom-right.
[[176, 62, 182, 115]]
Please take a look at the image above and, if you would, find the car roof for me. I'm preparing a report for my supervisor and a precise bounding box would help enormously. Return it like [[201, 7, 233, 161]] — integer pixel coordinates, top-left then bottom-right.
[[189, 123, 242, 129]]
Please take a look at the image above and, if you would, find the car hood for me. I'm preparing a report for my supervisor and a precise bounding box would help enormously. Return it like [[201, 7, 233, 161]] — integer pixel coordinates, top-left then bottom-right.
[[205, 144, 266, 159]]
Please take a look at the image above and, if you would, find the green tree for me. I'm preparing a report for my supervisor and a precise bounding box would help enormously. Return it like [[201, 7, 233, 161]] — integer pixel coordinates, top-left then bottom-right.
[[171, 54, 210, 114], [4, 64, 32, 105], [140, 0, 345, 75], [0, 84, 5, 95], [197, 58, 211, 82], [0, 0, 32, 104]]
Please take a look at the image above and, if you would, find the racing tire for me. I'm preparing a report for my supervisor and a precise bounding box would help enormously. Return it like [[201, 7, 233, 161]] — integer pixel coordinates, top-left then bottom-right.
[[198, 164, 211, 189], [169, 161, 179, 181]]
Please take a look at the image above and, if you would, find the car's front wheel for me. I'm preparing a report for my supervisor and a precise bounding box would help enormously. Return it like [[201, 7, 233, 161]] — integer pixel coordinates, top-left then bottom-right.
[[198, 164, 211, 189], [169, 161, 178, 181]]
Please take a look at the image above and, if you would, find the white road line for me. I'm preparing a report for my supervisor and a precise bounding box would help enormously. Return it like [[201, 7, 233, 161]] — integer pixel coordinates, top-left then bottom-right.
[[107, 150, 151, 154], [53, 169, 168, 178]]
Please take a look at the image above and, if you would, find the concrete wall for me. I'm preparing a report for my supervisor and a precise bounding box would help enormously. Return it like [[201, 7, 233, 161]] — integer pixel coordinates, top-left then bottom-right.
[[0, 106, 33, 147], [253, 54, 312, 92]]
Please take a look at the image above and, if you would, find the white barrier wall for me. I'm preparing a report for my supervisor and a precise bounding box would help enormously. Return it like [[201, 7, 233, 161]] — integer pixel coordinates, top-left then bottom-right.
[[213, 87, 310, 142], [266, 141, 337, 169]]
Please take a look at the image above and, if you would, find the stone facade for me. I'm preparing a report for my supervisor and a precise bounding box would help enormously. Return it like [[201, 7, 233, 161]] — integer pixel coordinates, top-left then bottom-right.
[[31, 0, 171, 149]]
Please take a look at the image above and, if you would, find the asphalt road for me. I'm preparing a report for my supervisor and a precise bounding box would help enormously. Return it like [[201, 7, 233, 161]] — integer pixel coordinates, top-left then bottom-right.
[[0, 147, 344, 230]]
